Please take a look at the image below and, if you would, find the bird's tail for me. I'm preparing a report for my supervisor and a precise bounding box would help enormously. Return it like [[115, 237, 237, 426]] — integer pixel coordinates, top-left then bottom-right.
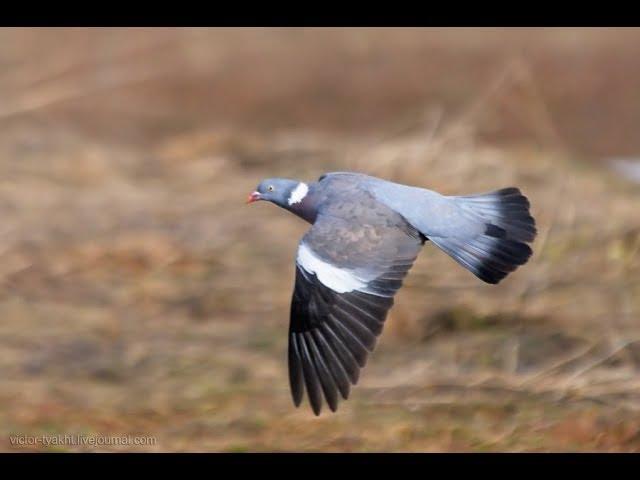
[[429, 188, 537, 284]]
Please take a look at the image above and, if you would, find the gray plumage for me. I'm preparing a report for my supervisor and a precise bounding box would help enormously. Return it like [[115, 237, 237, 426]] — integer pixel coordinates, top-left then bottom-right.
[[249, 171, 537, 415]]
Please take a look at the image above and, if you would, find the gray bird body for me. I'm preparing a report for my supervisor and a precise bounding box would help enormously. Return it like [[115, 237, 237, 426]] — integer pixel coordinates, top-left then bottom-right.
[[249, 171, 536, 415], [319, 171, 459, 237]]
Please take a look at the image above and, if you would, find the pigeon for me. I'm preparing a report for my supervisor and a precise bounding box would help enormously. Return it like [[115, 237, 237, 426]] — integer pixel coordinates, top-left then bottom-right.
[[247, 172, 536, 415]]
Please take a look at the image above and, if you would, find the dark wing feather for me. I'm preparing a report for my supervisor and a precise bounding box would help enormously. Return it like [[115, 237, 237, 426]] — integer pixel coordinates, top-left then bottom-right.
[[288, 200, 423, 415]]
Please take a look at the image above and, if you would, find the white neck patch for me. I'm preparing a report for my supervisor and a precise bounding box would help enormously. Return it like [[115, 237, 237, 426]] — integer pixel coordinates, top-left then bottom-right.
[[288, 182, 309, 205]]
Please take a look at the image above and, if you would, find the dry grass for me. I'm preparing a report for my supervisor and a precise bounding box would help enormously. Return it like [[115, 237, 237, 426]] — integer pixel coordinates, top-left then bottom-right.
[[1, 28, 640, 452]]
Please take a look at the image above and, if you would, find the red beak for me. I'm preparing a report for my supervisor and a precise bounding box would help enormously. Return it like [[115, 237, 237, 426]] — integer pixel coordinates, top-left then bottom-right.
[[246, 191, 261, 204]]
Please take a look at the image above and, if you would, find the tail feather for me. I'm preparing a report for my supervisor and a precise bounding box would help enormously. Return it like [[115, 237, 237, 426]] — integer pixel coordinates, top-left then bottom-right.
[[429, 188, 536, 284], [457, 188, 536, 243]]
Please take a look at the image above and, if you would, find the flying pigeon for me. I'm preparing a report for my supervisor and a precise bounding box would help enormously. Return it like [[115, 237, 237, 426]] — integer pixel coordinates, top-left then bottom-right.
[[247, 172, 536, 415]]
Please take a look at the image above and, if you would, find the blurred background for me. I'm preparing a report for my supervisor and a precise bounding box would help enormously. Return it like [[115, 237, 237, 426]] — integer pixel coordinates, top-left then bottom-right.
[[1, 27, 640, 452]]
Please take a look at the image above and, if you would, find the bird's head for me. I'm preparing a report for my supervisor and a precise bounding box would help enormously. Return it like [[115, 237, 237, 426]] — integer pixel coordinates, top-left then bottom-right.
[[247, 178, 309, 208]]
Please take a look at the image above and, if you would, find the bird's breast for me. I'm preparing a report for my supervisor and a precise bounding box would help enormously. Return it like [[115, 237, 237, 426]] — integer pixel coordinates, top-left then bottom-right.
[[287, 195, 319, 224]]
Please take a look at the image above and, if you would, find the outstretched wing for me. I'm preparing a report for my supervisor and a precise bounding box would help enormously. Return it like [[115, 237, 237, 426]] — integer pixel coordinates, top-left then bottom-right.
[[288, 205, 424, 415]]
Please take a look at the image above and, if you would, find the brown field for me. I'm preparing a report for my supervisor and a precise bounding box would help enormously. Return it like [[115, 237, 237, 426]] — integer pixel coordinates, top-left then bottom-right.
[[1, 28, 640, 452]]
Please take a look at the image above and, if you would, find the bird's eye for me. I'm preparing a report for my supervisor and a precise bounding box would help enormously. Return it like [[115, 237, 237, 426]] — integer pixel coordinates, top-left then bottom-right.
[[268, 185, 274, 192]]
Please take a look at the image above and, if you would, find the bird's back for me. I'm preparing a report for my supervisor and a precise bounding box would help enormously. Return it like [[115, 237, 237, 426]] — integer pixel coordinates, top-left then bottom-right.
[[317, 171, 454, 236], [317, 171, 536, 284]]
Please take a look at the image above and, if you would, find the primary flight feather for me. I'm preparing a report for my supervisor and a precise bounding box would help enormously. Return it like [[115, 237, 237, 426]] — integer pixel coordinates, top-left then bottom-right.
[[248, 172, 536, 415]]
